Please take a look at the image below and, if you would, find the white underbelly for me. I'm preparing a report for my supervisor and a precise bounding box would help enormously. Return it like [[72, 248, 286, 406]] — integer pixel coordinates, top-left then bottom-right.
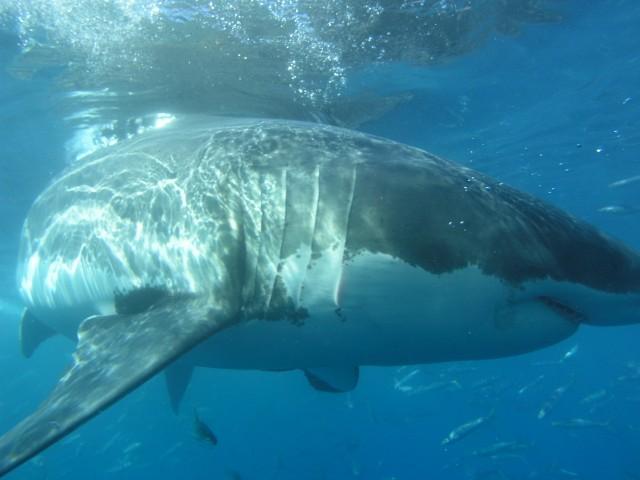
[[190, 253, 579, 370]]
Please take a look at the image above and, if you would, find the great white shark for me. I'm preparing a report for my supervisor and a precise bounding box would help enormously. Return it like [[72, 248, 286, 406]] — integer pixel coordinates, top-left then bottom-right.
[[1, 116, 639, 476]]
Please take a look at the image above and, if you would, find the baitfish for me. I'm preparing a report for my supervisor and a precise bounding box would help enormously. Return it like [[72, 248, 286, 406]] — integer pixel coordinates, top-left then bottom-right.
[[194, 409, 218, 446], [441, 410, 494, 446]]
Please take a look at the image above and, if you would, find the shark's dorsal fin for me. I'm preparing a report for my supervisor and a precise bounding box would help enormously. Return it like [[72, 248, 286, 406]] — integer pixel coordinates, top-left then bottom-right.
[[303, 366, 360, 393], [0, 297, 235, 477], [19, 309, 56, 358], [165, 362, 194, 414]]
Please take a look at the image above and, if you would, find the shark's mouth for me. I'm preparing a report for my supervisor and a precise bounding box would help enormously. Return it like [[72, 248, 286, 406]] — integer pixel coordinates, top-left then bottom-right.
[[535, 296, 586, 324]]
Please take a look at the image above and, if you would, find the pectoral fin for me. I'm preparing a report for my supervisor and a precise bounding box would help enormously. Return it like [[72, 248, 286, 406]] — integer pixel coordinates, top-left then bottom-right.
[[0, 296, 235, 477], [165, 362, 194, 414], [303, 366, 360, 393], [19, 309, 56, 358]]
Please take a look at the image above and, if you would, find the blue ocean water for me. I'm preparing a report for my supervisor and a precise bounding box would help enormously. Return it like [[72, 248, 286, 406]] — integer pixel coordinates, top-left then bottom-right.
[[0, 1, 639, 479]]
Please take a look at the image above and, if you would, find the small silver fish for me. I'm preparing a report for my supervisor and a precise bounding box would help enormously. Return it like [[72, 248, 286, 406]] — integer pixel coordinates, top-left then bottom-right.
[[597, 205, 640, 215], [537, 382, 572, 420], [562, 345, 578, 362], [557, 468, 581, 478], [579, 389, 607, 404], [393, 368, 420, 391], [122, 442, 142, 455], [608, 175, 640, 188], [517, 375, 545, 395], [472, 440, 530, 457], [407, 380, 462, 396], [441, 410, 494, 446], [532, 345, 578, 366], [471, 377, 499, 390], [194, 409, 218, 446], [551, 418, 610, 429]]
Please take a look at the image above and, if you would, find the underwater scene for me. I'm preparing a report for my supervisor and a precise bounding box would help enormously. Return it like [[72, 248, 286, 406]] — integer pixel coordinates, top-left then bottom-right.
[[0, 1, 639, 479]]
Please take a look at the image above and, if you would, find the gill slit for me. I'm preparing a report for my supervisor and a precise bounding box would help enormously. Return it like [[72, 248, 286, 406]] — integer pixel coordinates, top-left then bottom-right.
[[250, 170, 266, 311], [334, 166, 357, 306], [265, 167, 288, 310], [297, 164, 321, 304]]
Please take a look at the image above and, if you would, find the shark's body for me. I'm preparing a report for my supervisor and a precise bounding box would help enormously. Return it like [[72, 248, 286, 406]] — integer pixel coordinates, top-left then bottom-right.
[[1, 117, 639, 476]]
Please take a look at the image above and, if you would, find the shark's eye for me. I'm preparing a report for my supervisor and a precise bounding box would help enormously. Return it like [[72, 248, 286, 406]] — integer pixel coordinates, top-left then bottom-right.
[[114, 287, 169, 315]]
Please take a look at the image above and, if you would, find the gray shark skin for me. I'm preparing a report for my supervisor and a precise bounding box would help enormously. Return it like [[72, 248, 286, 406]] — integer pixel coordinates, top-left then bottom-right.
[[1, 116, 639, 476]]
